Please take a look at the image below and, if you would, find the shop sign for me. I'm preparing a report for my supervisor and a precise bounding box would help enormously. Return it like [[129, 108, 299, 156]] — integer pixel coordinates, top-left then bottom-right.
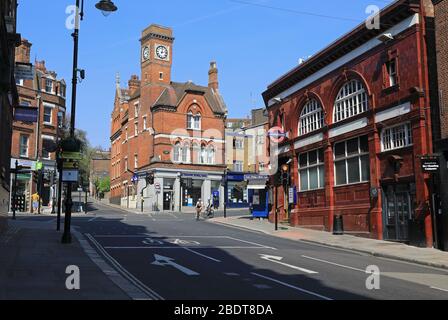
[[421, 156, 440, 173]]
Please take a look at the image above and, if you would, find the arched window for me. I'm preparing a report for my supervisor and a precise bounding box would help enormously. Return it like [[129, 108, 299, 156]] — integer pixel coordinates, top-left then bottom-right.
[[207, 146, 215, 165], [333, 79, 368, 123], [173, 142, 181, 163], [299, 99, 325, 135], [192, 143, 200, 164], [187, 112, 201, 130], [182, 142, 191, 163], [200, 145, 207, 164]]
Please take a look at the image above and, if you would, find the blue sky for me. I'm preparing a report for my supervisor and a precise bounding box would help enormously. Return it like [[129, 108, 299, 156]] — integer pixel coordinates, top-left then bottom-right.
[[17, 0, 394, 148]]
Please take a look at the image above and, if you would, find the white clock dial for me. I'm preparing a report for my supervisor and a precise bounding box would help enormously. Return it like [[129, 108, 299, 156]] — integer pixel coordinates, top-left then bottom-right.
[[142, 47, 150, 61], [156, 45, 169, 60]]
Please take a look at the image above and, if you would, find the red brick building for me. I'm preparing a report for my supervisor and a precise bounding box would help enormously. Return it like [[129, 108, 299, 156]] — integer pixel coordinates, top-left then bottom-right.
[[263, 0, 436, 247], [110, 24, 227, 211], [11, 38, 66, 212]]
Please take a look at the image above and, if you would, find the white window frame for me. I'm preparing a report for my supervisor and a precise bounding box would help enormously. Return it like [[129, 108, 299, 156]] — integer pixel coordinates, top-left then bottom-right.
[[187, 112, 201, 130], [234, 138, 244, 150], [143, 116, 147, 131], [134, 102, 139, 118], [298, 148, 325, 192], [207, 146, 215, 165], [234, 161, 243, 172], [333, 80, 369, 123], [299, 99, 325, 136], [134, 154, 138, 169], [173, 143, 181, 163], [333, 136, 370, 186], [381, 122, 413, 152], [134, 122, 138, 137], [387, 59, 397, 87], [182, 143, 191, 163], [43, 105, 53, 125], [45, 79, 54, 94], [19, 134, 29, 157]]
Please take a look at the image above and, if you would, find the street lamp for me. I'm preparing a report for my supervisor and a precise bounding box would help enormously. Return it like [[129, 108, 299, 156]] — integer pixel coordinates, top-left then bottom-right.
[[61, 0, 118, 244]]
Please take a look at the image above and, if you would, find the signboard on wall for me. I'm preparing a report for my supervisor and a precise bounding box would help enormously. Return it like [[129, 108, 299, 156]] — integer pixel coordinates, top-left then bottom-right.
[[421, 155, 440, 173], [14, 106, 38, 122]]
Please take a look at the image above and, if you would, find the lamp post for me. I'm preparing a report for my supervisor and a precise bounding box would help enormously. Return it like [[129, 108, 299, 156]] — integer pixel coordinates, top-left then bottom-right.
[[61, 0, 118, 244]]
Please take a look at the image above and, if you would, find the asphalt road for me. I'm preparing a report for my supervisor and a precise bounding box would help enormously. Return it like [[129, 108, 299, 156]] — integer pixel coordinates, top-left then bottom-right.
[[40, 202, 448, 300]]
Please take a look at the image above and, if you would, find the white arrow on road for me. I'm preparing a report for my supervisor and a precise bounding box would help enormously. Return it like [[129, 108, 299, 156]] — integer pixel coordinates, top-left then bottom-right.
[[259, 254, 318, 274], [151, 254, 199, 276]]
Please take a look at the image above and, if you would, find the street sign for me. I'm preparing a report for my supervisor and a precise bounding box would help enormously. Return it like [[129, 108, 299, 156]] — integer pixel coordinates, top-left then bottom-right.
[[62, 169, 79, 182], [131, 174, 138, 183], [61, 152, 83, 160], [155, 182, 161, 190], [36, 161, 43, 170], [63, 160, 79, 169]]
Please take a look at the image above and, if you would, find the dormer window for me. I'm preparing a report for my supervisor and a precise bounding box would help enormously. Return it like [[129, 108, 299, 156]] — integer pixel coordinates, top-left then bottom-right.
[[45, 79, 54, 93]]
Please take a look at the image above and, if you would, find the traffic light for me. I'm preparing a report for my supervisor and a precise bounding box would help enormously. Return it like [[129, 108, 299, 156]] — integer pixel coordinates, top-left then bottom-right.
[[281, 164, 290, 186], [33, 170, 39, 185], [146, 172, 154, 185]]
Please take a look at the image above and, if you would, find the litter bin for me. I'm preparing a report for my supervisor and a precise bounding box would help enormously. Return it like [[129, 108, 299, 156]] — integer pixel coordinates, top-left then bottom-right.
[[333, 214, 344, 235]]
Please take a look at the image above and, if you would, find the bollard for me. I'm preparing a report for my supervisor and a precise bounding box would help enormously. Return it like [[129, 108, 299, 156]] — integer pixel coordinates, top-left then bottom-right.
[[333, 214, 344, 235]]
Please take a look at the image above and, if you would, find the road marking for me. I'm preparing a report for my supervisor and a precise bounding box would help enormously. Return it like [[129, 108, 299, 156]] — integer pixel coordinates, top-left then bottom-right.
[[45, 218, 57, 224], [183, 247, 221, 262], [224, 272, 240, 277], [85, 234, 164, 300], [225, 236, 277, 250], [301, 255, 365, 273], [88, 217, 99, 222], [251, 273, 333, 300], [431, 286, 448, 292], [152, 254, 199, 276], [260, 255, 318, 274]]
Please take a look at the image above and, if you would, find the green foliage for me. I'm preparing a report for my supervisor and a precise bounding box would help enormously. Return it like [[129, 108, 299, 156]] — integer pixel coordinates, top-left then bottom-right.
[[98, 177, 110, 193]]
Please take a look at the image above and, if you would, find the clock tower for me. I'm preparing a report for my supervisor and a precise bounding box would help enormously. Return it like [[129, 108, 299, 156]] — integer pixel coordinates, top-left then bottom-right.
[[140, 24, 174, 86]]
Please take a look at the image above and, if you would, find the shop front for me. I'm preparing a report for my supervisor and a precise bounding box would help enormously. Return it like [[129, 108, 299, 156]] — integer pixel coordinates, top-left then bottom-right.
[[246, 174, 269, 218], [225, 172, 249, 208]]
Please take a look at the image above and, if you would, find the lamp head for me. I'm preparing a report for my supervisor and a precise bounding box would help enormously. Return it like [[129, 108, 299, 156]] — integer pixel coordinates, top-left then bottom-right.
[[95, 0, 118, 16]]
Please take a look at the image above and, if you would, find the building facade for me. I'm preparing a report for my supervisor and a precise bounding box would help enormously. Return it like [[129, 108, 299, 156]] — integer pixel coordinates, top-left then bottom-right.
[[11, 38, 66, 212], [89, 149, 111, 199], [0, 0, 19, 231], [432, 0, 448, 250], [224, 109, 270, 211], [263, 0, 436, 247], [110, 24, 227, 212]]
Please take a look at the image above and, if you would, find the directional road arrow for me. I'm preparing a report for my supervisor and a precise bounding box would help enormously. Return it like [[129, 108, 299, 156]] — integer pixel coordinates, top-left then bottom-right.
[[151, 254, 199, 276]]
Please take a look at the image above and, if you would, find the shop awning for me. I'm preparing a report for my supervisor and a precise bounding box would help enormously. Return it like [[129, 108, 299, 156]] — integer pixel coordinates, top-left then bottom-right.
[[247, 180, 267, 190]]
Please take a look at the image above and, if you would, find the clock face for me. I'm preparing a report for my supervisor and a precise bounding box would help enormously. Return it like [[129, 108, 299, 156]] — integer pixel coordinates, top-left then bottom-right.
[[155, 45, 169, 60], [142, 47, 150, 61]]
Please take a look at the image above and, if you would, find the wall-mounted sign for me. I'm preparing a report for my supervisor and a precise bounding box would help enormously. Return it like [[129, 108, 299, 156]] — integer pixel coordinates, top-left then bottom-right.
[[267, 126, 287, 144], [421, 155, 440, 173], [15, 63, 35, 80], [14, 106, 38, 122]]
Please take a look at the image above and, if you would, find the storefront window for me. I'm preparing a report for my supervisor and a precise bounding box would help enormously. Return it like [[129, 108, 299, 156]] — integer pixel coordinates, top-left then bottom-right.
[[227, 181, 248, 204], [183, 179, 202, 207]]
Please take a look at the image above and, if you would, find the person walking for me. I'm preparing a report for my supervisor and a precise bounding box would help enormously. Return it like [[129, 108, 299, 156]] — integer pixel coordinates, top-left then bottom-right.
[[196, 198, 203, 221]]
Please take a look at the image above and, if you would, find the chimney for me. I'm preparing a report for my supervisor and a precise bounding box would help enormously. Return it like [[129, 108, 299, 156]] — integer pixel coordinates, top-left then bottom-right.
[[35, 60, 46, 72], [128, 75, 140, 95], [208, 61, 219, 92], [15, 38, 32, 64]]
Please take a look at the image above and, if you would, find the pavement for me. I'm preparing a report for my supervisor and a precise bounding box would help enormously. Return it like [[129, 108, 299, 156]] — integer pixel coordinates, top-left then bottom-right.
[[209, 215, 448, 270], [0, 216, 129, 300]]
